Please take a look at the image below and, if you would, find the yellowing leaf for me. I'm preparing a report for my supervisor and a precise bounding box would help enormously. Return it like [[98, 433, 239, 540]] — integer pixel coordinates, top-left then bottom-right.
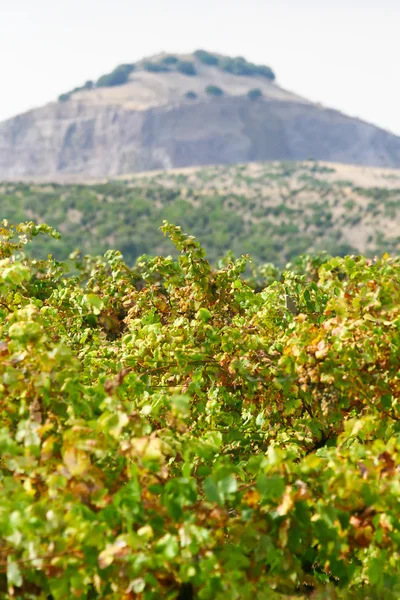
[[243, 489, 261, 507], [109, 412, 129, 438], [98, 539, 128, 569], [277, 486, 294, 516], [137, 525, 154, 540], [130, 437, 164, 461], [63, 448, 91, 477]]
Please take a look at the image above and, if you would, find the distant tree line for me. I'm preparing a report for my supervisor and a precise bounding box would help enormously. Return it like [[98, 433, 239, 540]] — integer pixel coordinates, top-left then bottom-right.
[[96, 63, 136, 87], [195, 49, 275, 80]]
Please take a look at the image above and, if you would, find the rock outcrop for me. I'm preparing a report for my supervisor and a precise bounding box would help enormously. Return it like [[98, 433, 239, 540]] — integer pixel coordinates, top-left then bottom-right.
[[1, 52, 400, 180]]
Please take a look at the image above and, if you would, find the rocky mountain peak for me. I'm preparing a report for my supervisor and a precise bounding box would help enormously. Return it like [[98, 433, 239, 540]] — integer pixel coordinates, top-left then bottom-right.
[[1, 50, 400, 181]]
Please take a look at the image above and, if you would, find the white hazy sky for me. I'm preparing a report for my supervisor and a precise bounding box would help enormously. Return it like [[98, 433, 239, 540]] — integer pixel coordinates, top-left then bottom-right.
[[1, 0, 399, 134]]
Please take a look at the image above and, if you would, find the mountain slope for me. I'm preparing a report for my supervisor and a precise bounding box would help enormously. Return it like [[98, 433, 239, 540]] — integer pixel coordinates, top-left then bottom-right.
[[1, 51, 400, 181], [1, 160, 399, 266]]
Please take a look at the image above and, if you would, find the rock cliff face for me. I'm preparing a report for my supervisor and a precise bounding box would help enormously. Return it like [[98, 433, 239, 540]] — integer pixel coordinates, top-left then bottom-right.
[[1, 52, 400, 181]]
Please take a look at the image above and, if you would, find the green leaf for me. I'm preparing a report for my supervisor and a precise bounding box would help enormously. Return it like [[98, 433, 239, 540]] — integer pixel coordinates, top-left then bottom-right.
[[156, 534, 179, 559], [9, 321, 42, 342], [84, 293, 104, 314], [171, 394, 191, 416], [7, 559, 22, 588], [368, 557, 384, 586], [2, 264, 30, 285], [204, 477, 223, 505], [218, 474, 237, 495], [197, 307, 212, 322], [257, 475, 285, 501], [131, 578, 146, 593]]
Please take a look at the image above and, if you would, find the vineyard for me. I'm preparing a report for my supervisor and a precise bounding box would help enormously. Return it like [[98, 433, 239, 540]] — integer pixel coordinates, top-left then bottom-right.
[[0, 220, 400, 599]]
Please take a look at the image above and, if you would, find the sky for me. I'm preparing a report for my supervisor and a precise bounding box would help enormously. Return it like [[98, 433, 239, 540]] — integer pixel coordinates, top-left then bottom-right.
[[1, 0, 399, 134]]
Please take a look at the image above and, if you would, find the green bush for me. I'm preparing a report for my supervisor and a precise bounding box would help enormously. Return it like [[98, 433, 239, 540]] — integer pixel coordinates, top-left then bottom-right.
[[1, 220, 400, 599], [58, 93, 71, 102], [205, 85, 224, 97], [176, 60, 197, 76], [161, 55, 179, 65], [58, 80, 94, 102], [255, 64, 275, 79], [185, 91, 198, 100], [219, 56, 275, 80], [143, 62, 169, 73], [220, 56, 253, 75], [82, 80, 94, 90], [247, 88, 263, 100], [96, 63, 136, 87], [194, 49, 220, 65]]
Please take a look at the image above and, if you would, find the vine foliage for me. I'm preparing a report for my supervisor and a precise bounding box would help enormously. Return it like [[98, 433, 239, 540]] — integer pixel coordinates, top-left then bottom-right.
[[0, 220, 399, 599]]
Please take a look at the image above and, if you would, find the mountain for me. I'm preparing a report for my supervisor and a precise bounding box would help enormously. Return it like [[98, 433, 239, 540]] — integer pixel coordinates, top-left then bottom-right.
[[2, 160, 399, 266], [1, 51, 400, 181]]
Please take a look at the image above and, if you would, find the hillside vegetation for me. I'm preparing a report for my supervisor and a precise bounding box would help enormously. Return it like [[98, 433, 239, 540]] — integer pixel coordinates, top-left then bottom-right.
[[0, 220, 400, 598], [59, 51, 276, 101], [1, 161, 399, 266]]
